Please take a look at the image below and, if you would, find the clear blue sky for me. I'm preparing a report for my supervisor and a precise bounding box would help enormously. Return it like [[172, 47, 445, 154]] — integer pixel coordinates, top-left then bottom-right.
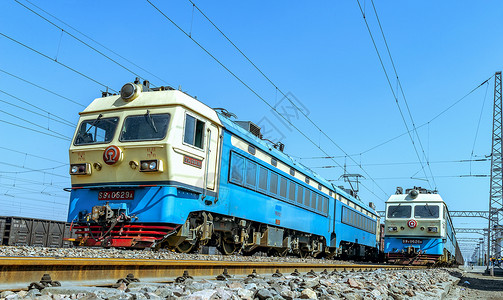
[[1, 0, 501, 258]]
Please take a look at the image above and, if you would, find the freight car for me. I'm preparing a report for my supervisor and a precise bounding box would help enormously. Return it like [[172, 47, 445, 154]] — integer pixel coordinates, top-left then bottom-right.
[[383, 187, 463, 265], [0, 216, 73, 247], [67, 79, 380, 258]]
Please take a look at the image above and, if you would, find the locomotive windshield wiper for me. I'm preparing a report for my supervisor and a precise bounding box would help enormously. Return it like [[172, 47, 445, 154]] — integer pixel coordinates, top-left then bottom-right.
[[389, 203, 402, 217], [84, 114, 103, 135], [424, 203, 435, 217], [145, 110, 158, 133]]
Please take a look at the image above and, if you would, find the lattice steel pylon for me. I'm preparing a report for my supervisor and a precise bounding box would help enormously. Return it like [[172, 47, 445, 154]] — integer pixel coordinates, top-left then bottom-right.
[[487, 71, 503, 273]]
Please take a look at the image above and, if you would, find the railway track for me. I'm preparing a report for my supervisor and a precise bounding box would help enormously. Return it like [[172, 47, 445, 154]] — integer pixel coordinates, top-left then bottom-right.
[[0, 257, 426, 290]]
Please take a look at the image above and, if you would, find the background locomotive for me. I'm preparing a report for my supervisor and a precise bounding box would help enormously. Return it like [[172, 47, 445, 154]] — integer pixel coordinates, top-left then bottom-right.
[[383, 187, 463, 265], [67, 79, 381, 258]]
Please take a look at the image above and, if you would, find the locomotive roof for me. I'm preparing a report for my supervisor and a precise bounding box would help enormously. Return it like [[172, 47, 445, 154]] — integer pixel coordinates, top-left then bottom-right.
[[218, 113, 372, 211], [80, 89, 223, 126], [386, 193, 445, 204]]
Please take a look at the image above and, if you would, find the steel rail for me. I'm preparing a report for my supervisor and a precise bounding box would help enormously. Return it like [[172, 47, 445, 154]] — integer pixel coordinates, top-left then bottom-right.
[[0, 257, 425, 289]]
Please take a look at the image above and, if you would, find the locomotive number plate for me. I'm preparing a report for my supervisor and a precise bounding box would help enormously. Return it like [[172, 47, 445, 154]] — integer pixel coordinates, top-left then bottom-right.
[[402, 239, 423, 244], [98, 190, 135, 200]]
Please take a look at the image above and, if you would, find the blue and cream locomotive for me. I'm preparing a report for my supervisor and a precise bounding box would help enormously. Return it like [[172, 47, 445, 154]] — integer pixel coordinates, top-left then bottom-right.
[[383, 187, 463, 265], [67, 79, 380, 258]]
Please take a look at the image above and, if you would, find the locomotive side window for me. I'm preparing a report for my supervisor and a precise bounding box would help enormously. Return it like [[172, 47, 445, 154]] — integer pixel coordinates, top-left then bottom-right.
[[184, 114, 205, 149], [269, 173, 279, 195], [414, 205, 439, 218], [279, 176, 288, 198], [296, 185, 304, 204], [74, 117, 119, 145], [304, 189, 311, 207], [245, 161, 257, 188], [227, 151, 330, 216], [229, 153, 245, 185], [387, 205, 411, 218], [120, 113, 170, 141], [288, 182, 296, 202], [342, 206, 376, 233], [258, 166, 268, 192], [310, 193, 317, 209]]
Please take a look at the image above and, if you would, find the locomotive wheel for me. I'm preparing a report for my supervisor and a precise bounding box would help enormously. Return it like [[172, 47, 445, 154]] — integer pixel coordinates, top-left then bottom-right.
[[219, 240, 239, 255], [176, 241, 198, 253]]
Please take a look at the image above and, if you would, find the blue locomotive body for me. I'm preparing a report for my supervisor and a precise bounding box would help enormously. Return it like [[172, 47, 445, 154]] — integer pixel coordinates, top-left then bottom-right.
[[67, 81, 379, 257]]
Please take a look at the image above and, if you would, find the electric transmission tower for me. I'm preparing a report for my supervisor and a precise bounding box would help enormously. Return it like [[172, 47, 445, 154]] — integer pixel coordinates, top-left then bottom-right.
[[487, 71, 503, 274]]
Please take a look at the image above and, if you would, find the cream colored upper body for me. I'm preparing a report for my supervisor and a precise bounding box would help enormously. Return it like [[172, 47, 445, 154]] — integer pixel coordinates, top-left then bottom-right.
[[69, 88, 222, 193], [384, 193, 449, 238]]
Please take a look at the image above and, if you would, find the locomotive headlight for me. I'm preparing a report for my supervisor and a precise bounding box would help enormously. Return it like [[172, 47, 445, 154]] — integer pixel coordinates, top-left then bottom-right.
[[388, 226, 398, 232], [428, 226, 438, 233], [69, 163, 91, 175], [120, 82, 141, 101], [139, 159, 162, 172]]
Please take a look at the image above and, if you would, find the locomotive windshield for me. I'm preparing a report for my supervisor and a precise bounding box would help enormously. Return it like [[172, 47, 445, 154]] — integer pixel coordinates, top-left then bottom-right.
[[74, 116, 119, 145], [414, 204, 439, 218], [120, 112, 170, 141], [387, 205, 411, 218]]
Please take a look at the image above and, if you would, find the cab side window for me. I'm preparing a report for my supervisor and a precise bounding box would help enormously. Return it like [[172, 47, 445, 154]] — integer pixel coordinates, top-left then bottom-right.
[[184, 114, 205, 149]]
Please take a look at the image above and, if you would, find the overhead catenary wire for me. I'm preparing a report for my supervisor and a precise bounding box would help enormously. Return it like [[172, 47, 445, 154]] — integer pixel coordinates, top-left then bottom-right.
[[0, 32, 118, 93], [313, 158, 490, 168], [0, 89, 75, 126], [0, 68, 85, 108], [0, 109, 70, 139], [470, 80, 490, 174], [0, 98, 74, 128], [14, 0, 157, 88], [0, 119, 71, 141], [300, 76, 493, 160], [369, 0, 437, 190], [0, 146, 67, 165], [0, 161, 68, 178], [355, 0, 434, 190], [148, 0, 389, 201], [20, 0, 173, 87]]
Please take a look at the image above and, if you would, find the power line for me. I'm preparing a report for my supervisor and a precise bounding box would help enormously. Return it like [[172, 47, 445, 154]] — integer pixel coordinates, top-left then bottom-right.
[[470, 80, 490, 174], [358, 76, 492, 156], [327, 174, 489, 181], [312, 158, 490, 168], [147, 0, 388, 201], [0, 174, 67, 190], [0, 163, 67, 174], [0, 98, 74, 128], [20, 0, 172, 87], [0, 68, 85, 108], [14, 0, 155, 88], [1, 161, 68, 178], [0, 89, 75, 126], [0, 119, 71, 141], [355, 0, 434, 189], [0, 109, 70, 139], [0, 32, 117, 93], [369, 0, 437, 189], [0, 146, 67, 164]]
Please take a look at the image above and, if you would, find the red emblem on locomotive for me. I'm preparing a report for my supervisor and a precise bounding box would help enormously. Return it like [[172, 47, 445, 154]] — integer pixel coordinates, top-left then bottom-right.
[[103, 145, 122, 165], [407, 219, 417, 229]]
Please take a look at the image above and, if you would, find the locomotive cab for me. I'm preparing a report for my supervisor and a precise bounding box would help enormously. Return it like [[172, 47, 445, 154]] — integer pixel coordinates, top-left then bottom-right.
[[67, 81, 223, 248], [383, 187, 455, 265]]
